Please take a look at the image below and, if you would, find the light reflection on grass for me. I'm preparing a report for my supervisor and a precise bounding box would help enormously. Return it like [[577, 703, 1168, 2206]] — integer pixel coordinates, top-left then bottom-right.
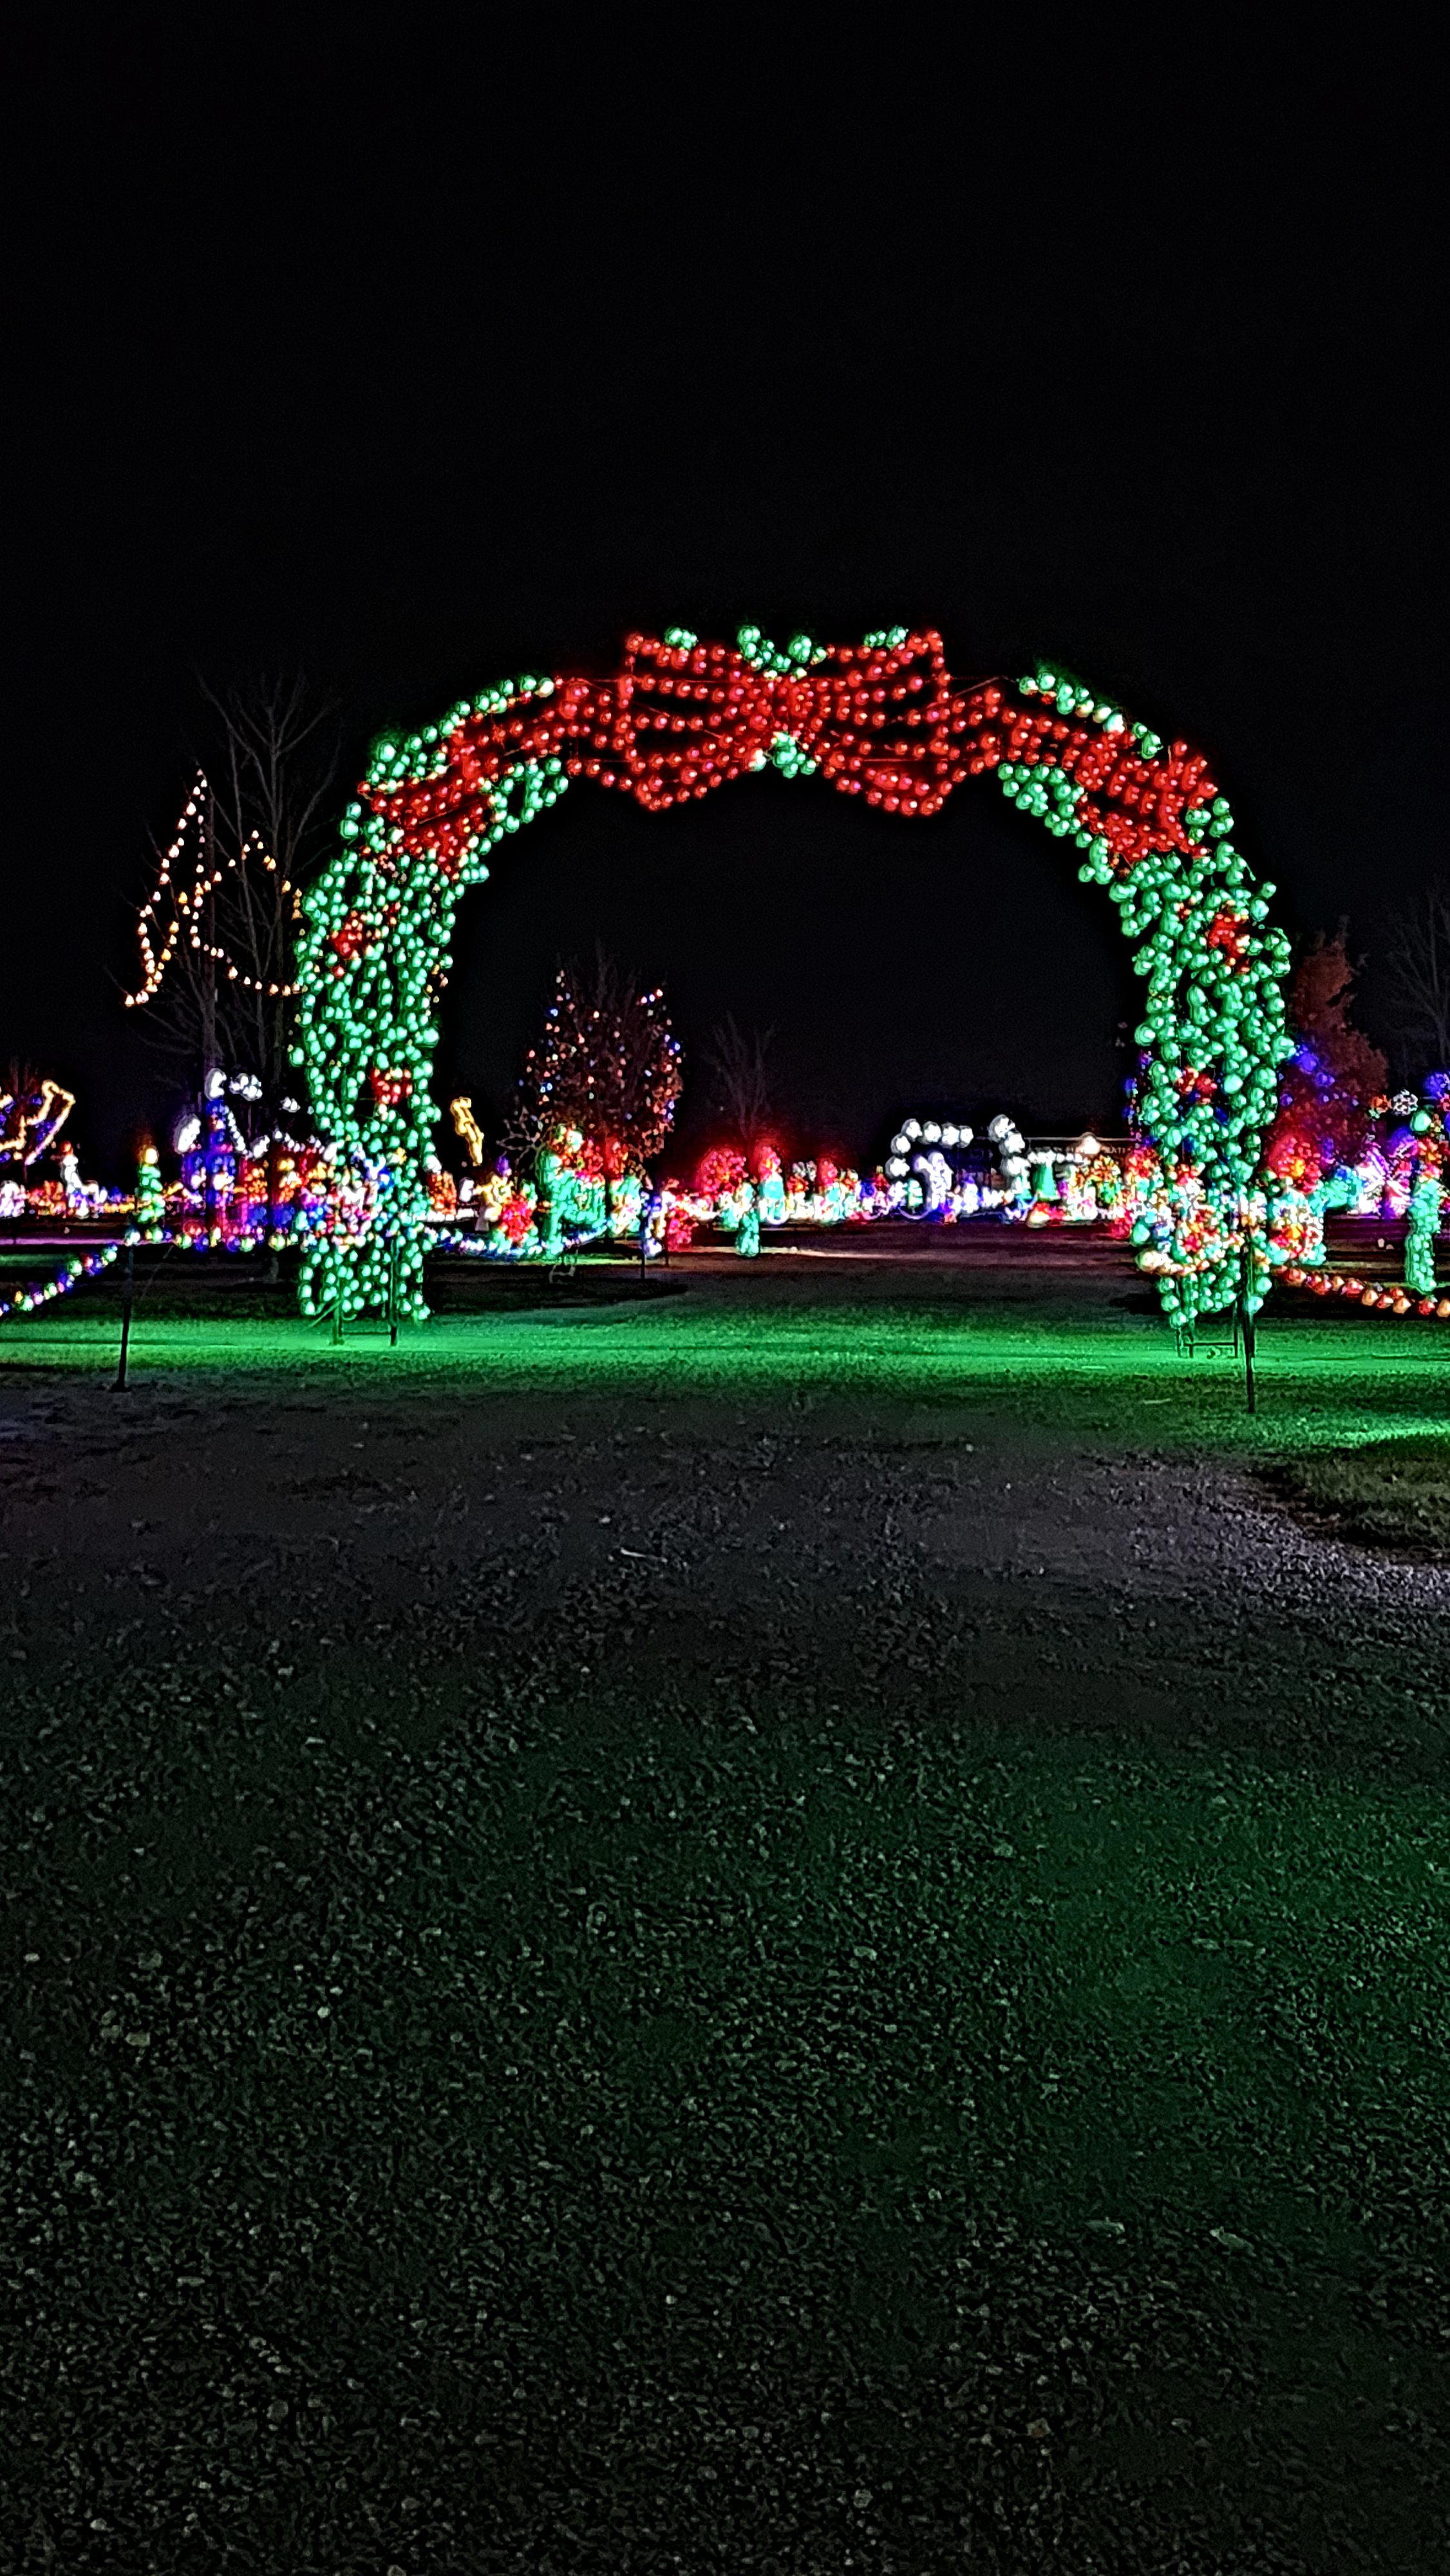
[[5, 1281, 1447, 1466]]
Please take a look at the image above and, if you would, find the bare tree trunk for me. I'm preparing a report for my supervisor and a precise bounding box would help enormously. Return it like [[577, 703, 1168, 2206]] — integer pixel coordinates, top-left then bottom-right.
[[202, 674, 339, 1160], [199, 785, 220, 1222]]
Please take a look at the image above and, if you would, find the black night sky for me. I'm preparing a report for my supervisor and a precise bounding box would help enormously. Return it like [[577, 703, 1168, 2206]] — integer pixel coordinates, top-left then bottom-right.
[[8, 10, 1442, 1180]]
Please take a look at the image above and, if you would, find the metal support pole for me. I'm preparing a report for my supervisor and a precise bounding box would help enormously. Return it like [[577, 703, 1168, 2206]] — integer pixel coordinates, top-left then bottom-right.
[[1239, 1245, 1257, 1415], [389, 1236, 400, 1347], [112, 1243, 135, 1392]]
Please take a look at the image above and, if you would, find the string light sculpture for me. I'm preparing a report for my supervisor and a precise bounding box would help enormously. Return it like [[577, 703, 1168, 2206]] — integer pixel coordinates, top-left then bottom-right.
[[124, 770, 299, 1011], [449, 1095, 485, 1166], [0, 1240, 125, 1323], [296, 628, 1295, 1328], [1403, 1164, 1443, 1298], [0, 1206, 363, 1335], [0, 1078, 75, 1168], [1280, 1264, 1450, 1320]]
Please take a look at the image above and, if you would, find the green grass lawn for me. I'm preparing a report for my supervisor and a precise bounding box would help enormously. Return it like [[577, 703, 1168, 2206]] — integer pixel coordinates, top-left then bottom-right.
[[6, 1260, 1450, 1577], [4, 1249, 1449, 1417], [1271, 1435, 1450, 1555]]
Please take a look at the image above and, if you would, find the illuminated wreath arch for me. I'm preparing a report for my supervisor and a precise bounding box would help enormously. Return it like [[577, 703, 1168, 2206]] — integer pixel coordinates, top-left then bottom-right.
[[295, 625, 1292, 1328]]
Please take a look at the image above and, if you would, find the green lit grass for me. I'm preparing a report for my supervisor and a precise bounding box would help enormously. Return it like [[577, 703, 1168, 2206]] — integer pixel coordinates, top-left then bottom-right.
[[1272, 1435, 1450, 1555], [6, 1275, 1448, 1464]]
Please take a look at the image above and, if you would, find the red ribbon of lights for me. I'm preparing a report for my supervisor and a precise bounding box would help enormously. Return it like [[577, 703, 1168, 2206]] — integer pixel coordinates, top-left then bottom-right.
[[361, 630, 1221, 886]]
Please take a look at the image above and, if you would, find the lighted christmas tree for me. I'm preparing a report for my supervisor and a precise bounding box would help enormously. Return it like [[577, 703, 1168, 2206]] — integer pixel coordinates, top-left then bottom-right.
[[511, 947, 683, 1179], [135, 1147, 165, 1237], [1263, 931, 1388, 1186]]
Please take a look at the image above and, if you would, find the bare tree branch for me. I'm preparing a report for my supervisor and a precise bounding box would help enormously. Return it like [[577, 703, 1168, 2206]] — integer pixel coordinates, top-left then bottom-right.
[[702, 1012, 776, 1153], [1382, 878, 1450, 1070], [198, 674, 342, 1115], [126, 678, 341, 1130]]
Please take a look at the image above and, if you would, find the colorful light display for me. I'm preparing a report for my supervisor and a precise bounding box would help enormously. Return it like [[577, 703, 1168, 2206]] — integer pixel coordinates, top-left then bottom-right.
[[1281, 1263, 1450, 1320], [1265, 1070, 1447, 1310], [293, 630, 1292, 1327], [0, 1240, 124, 1323], [1263, 932, 1388, 1189]]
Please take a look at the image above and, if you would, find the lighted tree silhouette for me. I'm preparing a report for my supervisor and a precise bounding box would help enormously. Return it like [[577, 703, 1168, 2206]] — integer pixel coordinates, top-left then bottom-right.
[[1264, 929, 1388, 1182], [509, 947, 683, 1178]]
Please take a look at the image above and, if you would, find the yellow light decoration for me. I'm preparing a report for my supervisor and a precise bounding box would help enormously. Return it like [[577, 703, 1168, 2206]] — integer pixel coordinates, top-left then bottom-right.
[[449, 1096, 485, 1165], [126, 770, 299, 1010]]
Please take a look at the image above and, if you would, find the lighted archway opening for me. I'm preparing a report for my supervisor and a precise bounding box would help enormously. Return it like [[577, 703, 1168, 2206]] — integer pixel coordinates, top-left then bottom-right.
[[295, 626, 1292, 1328]]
